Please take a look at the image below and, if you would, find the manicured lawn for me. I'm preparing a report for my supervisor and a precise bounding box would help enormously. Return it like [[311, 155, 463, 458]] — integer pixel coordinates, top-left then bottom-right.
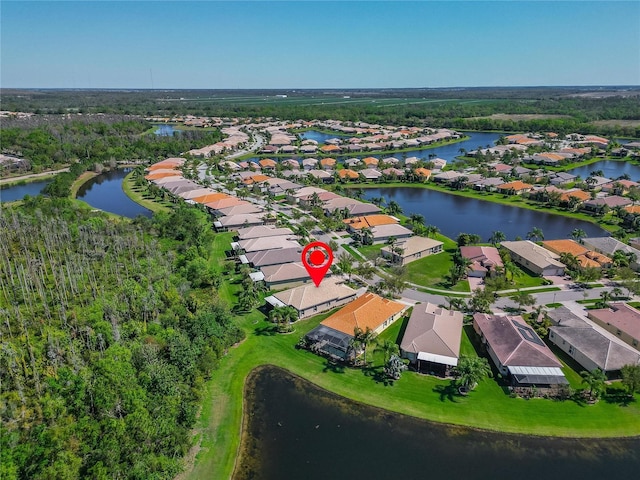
[[122, 172, 172, 213], [357, 243, 384, 261], [509, 265, 548, 289], [403, 234, 470, 292]]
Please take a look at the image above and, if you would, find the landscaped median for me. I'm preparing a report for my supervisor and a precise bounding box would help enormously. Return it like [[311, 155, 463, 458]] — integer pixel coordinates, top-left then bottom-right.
[[186, 305, 640, 480]]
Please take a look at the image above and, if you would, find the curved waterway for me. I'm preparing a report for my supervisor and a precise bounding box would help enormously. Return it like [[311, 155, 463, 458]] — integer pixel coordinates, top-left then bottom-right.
[[361, 187, 606, 242], [76, 169, 152, 218], [236, 366, 640, 480], [0, 179, 52, 202]]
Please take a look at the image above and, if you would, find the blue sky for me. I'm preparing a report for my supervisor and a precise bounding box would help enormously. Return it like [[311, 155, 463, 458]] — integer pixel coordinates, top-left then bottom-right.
[[2, 1, 639, 88]]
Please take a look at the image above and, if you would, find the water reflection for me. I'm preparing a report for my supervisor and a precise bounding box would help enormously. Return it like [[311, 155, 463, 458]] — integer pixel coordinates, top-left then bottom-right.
[[236, 366, 640, 480], [76, 169, 152, 218], [361, 187, 605, 241]]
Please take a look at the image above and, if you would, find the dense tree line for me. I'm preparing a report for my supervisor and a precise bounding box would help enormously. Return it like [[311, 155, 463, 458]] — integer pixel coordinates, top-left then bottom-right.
[[2, 88, 639, 137], [0, 199, 243, 479], [0, 119, 223, 172]]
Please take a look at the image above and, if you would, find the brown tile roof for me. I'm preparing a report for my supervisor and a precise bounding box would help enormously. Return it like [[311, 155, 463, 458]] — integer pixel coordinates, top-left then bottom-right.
[[542, 239, 588, 257], [145, 171, 182, 180], [589, 303, 640, 340], [320, 157, 337, 167], [322, 293, 406, 336], [320, 145, 341, 152], [259, 159, 277, 168]]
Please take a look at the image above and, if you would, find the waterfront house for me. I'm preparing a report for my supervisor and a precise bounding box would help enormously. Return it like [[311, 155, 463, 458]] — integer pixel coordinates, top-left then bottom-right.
[[583, 196, 632, 212], [320, 157, 337, 170], [380, 236, 444, 265], [338, 169, 360, 181], [400, 303, 463, 376], [266, 278, 359, 320], [343, 214, 398, 233], [548, 309, 640, 376], [473, 313, 568, 389], [500, 241, 566, 277], [542, 239, 611, 269], [497, 181, 533, 195], [582, 237, 640, 271], [305, 293, 406, 360], [359, 168, 383, 181], [588, 303, 640, 351], [369, 224, 413, 244], [307, 169, 333, 182]]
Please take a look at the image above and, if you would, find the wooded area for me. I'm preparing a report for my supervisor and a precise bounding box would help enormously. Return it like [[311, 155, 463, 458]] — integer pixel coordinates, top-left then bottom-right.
[[0, 199, 243, 479]]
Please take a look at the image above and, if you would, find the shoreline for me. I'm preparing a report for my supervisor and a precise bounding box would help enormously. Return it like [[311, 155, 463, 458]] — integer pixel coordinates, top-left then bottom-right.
[[0, 167, 69, 186]]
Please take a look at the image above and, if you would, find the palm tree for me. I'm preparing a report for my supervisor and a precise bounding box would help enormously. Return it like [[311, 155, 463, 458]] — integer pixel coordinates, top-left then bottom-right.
[[337, 252, 354, 281], [409, 213, 425, 226], [571, 228, 586, 244], [526, 227, 544, 242], [425, 224, 440, 238], [374, 339, 399, 363], [513, 290, 535, 312], [370, 196, 386, 207], [454, 355, 492, 392], [489, 230, 506, 247], [353, 326, 377, 365], [354, 262, 376, 280], [580, 368, 606, 401], [386, 200, 403, 216], [360, 227, 374, 246]]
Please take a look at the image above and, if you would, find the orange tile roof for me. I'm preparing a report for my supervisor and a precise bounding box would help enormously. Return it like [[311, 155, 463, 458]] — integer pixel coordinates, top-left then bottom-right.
[[363, 157, 379, 166], [542, 239, 588, 257], [560, 190, 590, 202], [625, 205, 640, 215], [145, 171, 181, 180], [148, 160, 184, 170], [205, 197, 245, 209], [538, 153, 565, 161], [414, 168, 432, 177], [191, 193, 229, 204], [243, 174, 270, 184], [342, 214, 398, 230], [320, 158, 337, 166], [320, 145, 341, 152], [338, 169, 359, 179], [259, 159, 277, 168], [321, 293, 406, 336], [498, 181, 532, 191]]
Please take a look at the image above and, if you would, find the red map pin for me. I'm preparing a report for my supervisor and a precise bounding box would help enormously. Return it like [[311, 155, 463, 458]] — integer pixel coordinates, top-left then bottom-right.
[[301, 241, 334, 287]]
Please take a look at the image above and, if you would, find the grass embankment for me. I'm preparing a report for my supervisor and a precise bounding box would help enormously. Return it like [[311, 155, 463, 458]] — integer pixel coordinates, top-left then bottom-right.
[[187, 304, 640, 480], [122, 171, 172, 213], [69, 171, 98, 198]]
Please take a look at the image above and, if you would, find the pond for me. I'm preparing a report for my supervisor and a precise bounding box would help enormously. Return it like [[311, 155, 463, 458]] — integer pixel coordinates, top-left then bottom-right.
[[0, 179, 53, 202], [76, 169, 152, 218], [568, 160, 640, 182], [236, 366, 640, 480], [154, 124, 180, 136], [299, 130, 351, 143], [360, 187, 606, 242]]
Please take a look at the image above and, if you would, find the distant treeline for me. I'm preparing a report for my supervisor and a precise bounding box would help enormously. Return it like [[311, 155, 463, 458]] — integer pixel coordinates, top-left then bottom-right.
[[1, 118, 223, 196], [0, 199, 243, 479], [2, 88, 639, 137]]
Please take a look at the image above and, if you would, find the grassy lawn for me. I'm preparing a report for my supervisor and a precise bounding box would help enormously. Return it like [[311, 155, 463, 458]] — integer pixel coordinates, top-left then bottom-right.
[[403, 234, 470, 292], [357, 243, 384, 261], [122, 172, 172, 213], [509, 266, 548, 289]]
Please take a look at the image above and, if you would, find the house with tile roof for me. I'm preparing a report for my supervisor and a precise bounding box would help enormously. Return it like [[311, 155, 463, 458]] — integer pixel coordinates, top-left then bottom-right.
[[588, 303, 640, 352], [542, 239, 611, 269], [337, 169, 360, 181], [473, 313, 568, 388], [497, 181, 533, 195], [244, 247, 302, 268], [343, 214, 399, 232], [400, 303, 463, 375], [236, 226, 294, 240], [320, 157, 337, 169], [266, 278, 359, 319], [305, 293, 406, 360], [460, 246, 503, 278], [548, 308, 640, 376], [260, 262, 313, 289], [500, 241, 566, 276], [381, 236, 444, 265]]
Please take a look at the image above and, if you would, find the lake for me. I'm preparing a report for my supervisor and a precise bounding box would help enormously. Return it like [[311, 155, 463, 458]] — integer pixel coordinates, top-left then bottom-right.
[[76, 169, 152, 218], [300, 130, 350, 143], [361, 187, 605, 242], [236, 366, 640, 480], [0, 179, 53, 202], [568, 160, 640, 182]]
